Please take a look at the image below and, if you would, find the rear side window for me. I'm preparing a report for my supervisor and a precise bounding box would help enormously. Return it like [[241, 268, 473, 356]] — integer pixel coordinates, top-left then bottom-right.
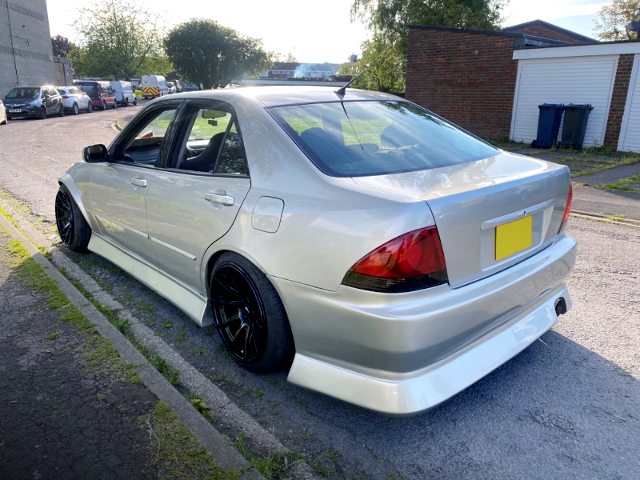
[[269, 101, 498, 177], [57, 89, 67, 95]]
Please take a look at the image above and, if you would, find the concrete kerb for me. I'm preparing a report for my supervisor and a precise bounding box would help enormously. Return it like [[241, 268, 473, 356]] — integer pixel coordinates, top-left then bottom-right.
[[0, 197, 318, 480], [0, 212, 263, 480]]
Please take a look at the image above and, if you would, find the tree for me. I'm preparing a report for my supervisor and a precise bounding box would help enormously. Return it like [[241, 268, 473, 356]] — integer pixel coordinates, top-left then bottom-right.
[[595, 0, 640, 40], [274, 52, 298, 63], [339, 34, 405, 94], [72, 0, 170, 79], [349, 0, 507, 93], [164, 19, 271, 89], [51, 35, 77, 58]]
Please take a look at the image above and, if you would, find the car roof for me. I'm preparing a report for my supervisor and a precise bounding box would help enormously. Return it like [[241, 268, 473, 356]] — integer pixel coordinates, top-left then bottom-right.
[[155, 86, 403, 108], [11, 85, 48, 89]]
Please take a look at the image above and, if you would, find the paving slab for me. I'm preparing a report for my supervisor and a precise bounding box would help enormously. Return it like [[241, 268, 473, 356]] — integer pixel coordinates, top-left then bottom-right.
[[572, 185, 640, 220]]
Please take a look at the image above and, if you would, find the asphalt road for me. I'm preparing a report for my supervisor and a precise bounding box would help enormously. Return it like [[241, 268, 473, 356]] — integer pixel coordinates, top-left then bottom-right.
[[0, 109, 639, 479]]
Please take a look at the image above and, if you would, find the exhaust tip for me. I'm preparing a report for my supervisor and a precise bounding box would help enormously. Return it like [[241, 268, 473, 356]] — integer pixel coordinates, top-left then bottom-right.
[[555, 298, 567, 316]]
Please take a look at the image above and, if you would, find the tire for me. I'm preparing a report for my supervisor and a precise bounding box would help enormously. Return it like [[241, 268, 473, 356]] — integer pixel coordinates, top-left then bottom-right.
[[101, 100, 107, 111], [113, 101, 117, 109], [39, 106, 47, 119], [133, 97, 138, 106], [72, 103, 79, 115], [58, 104, 65, 117], [55, 184, 91, 252], [210, 252, 294, 373], [86, 101, 93, 113]]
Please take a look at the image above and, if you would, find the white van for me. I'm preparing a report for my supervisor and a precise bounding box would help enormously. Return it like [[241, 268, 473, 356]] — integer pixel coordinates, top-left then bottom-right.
[[110, 81, 137, 106], [141, 75, 169, 99]]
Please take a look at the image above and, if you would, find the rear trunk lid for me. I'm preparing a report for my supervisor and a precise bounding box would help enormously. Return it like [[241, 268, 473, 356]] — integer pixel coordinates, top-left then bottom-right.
[[352, 151, 571, 288]]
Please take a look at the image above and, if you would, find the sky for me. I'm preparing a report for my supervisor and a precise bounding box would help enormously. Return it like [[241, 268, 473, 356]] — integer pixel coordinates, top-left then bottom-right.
[[45, 0, 611, 64]]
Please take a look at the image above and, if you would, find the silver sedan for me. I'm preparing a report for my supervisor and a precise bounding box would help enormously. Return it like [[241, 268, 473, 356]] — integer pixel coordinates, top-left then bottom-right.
[[55, 87, 576, 415]]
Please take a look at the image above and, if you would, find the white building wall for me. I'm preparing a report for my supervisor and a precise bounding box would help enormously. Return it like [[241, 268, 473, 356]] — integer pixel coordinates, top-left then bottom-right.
[[510, 55, 617, 147]]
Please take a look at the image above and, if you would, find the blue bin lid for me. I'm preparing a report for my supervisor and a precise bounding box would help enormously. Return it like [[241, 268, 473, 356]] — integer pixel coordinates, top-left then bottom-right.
[[538, 103, 564, 110]]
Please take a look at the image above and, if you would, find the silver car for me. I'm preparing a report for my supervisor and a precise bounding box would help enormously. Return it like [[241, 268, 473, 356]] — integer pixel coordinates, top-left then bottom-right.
[[55, 87, 576, 415], [0, 99, 6, 125], [57, 86, 93, 115]]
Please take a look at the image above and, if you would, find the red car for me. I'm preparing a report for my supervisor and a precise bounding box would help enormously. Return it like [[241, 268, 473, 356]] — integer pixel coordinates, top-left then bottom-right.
[[73, 81, 117, 110]]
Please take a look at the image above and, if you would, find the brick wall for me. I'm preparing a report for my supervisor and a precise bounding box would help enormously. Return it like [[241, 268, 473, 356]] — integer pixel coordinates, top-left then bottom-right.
[[604, 54, 635, 147], [406, 27, 518, 139], [507, 26, 588, 45]]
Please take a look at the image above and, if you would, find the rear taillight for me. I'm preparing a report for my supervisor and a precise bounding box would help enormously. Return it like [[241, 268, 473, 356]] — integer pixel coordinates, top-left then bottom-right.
[[62, 95, 70, 99], [559, 184, 573, 233], [97, 87, 101, 95], [342, 226, 448, 293]]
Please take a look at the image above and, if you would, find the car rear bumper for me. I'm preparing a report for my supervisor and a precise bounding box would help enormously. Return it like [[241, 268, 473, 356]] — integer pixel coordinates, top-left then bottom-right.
[[272, 234, 577, 415]]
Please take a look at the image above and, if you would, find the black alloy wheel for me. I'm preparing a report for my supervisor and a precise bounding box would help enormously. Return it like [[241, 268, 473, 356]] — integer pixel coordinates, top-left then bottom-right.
[[210, 253, 294, 373], [55, 188, 74, 246], [87, 101, 93, 113], [212, 265, 268, 366], [54, 185, 91, 252], [72, 103, 79, 115], [58, 104, 65, 117]]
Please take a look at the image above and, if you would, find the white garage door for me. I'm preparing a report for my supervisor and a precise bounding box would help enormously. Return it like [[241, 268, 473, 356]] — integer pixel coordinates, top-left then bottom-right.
[[618, 55, 640, 152], [510, 56, 618, 147]]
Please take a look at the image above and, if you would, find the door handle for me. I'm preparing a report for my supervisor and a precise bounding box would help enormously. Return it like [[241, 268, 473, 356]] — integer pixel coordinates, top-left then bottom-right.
[[130, 177, 148, 187], [204, 192, 235, 206]]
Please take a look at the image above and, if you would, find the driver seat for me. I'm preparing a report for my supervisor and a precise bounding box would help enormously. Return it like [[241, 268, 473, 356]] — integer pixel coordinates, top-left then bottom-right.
[[180, 132, 226, 172]]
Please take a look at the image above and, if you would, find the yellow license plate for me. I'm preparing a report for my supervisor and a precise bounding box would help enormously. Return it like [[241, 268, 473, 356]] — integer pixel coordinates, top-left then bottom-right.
[[495, 216, 532, 261]]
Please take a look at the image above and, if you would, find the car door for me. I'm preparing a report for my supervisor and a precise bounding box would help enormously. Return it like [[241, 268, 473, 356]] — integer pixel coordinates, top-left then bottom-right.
[[42, 88, 53, 114], [144, 100, 251, 292], [86, 101, 182, 263]]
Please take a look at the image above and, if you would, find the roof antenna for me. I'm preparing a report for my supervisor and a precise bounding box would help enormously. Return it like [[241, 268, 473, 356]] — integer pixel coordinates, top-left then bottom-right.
[[336, 44, 393, 96]]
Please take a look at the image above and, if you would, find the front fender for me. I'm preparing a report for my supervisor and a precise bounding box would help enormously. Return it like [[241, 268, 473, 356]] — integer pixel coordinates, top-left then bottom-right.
[[58, 168, 92, 227]]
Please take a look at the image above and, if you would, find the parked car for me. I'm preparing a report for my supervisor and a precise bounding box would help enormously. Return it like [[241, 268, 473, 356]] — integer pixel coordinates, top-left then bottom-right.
[[174, 80, 183, 93], [55, 87, 576, 415], [182, 82, 198, 92], [57, 86, 93, 115], [73, 80, 117, 110], [141, 75, 168, 99], [4, 85, 64, 119], [166, 81, 176, 94], [110, 81, 137, 106], [0, 99, 6, 125]]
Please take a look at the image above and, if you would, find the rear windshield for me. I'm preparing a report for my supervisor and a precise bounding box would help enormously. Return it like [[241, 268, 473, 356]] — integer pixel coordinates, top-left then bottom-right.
[[269, 100, 498, 177], [75, 83, 97, 95], [6, 87, 40, 99]]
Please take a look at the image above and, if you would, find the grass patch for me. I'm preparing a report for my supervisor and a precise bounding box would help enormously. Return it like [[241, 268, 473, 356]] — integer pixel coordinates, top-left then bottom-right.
[[209, 375, 230, 384], [231, 433, 305, 480], [83, 336, 142, 384], [161, 320, 173, 329], [175, 327, 187, 342], [311, 460, 334, 477], [185, 394, 215, 423], [595, 173, 640, 192], [607, 214, 626, 221], [149, 355, 180, 386], [139, 401, 239, 480], [572, 156, 640, 178], [484, 138, 530, 151], [46, 329, 63, 341]]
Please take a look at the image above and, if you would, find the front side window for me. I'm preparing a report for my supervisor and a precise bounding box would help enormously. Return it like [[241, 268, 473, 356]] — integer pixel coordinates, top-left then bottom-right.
[[177, 107, 248, 175], [269, 101, 498, 177], [120, 108, 177, 166]]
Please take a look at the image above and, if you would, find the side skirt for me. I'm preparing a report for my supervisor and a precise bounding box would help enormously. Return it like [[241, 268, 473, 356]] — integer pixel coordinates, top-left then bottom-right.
[[88, 234, 213, 326]]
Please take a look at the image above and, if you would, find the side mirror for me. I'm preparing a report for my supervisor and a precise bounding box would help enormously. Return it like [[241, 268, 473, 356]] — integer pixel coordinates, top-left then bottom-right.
[[83, 144, 109, 163]]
